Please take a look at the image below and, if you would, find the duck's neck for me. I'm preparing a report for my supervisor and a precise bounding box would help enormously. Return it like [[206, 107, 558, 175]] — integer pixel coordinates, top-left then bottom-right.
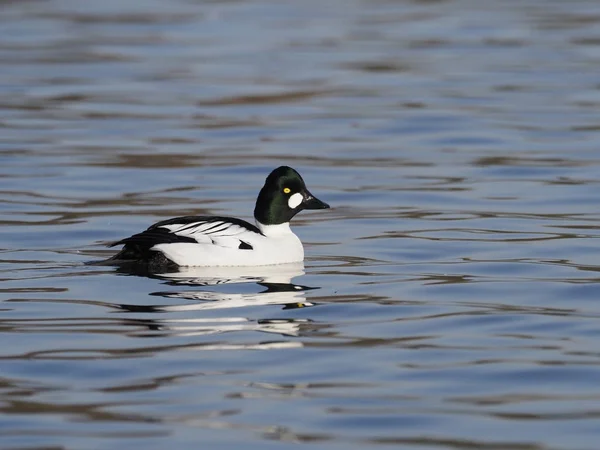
[[256, 220, 293, 237]]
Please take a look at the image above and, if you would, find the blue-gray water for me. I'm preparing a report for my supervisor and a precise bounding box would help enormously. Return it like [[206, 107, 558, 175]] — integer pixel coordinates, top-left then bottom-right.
[[2, 1, 600, 449]]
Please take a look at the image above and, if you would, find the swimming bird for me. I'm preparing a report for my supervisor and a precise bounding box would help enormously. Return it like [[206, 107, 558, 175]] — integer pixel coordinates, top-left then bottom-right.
[[107, 166, 329, 268]]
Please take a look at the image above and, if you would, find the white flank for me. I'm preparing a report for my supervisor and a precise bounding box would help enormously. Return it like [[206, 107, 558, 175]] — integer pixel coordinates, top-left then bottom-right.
[[152, 221, 304, 267], [288, 192, 303, 209]]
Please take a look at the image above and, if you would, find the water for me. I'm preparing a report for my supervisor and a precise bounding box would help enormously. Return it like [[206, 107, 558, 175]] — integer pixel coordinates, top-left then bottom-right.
[[2, 0, 600, 448]]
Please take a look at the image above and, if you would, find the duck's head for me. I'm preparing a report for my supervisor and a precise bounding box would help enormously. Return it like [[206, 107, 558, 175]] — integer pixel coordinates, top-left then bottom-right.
[[254, 166, 330, 225]]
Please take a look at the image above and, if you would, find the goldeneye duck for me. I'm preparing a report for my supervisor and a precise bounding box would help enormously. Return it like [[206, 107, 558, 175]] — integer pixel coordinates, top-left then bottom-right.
[[107, 166, 329, 267]]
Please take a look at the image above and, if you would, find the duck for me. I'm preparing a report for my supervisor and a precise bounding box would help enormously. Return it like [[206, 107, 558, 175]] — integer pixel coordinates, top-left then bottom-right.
[[107, 166, 329, 268]]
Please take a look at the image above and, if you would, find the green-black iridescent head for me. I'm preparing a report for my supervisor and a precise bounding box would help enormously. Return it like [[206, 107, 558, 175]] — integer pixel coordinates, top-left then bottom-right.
[[254, 166, 330, 225]]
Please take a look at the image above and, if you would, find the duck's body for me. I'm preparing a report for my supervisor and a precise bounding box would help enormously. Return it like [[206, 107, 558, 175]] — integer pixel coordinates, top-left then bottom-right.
[[108, 166, 329, 267], [112, 216, 303, 267]]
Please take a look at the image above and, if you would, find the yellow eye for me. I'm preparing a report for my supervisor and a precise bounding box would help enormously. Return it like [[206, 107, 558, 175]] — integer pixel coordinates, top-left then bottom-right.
[[283, 187, 291, 194]]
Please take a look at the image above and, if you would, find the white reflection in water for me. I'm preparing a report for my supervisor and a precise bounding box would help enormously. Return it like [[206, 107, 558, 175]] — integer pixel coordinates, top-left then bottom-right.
[[120, 261, 315, 339], [153, 261, 308, 286]]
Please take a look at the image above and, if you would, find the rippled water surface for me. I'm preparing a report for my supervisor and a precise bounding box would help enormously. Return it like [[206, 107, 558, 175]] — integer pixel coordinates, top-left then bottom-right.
[[3, 0, 600, 449]]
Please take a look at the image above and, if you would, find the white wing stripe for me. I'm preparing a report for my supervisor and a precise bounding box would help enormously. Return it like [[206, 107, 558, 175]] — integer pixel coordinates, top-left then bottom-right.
[[200, 222, 224, 232], [208, 225, 231, 234], [184, 222, 216, 232]]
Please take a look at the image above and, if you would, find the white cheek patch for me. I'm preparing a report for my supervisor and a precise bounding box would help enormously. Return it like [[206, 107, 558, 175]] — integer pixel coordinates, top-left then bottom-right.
[[288, 192, 303, 209]]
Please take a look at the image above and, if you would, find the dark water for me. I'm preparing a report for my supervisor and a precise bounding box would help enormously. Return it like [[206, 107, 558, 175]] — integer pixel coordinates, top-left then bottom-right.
[[3, 0, 600, 449]]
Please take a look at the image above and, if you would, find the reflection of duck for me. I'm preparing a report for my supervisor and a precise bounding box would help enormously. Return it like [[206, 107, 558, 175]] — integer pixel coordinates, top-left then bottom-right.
[[153, 261, 309, 285], [109, 261, 316, 314], [115, 262, 316, 339], [152, 287, 314, 310], [105, 166, 329, 268], [149, 262, 316, 311], [143, 317, 312, 338], [62, 258, 320, 342]]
